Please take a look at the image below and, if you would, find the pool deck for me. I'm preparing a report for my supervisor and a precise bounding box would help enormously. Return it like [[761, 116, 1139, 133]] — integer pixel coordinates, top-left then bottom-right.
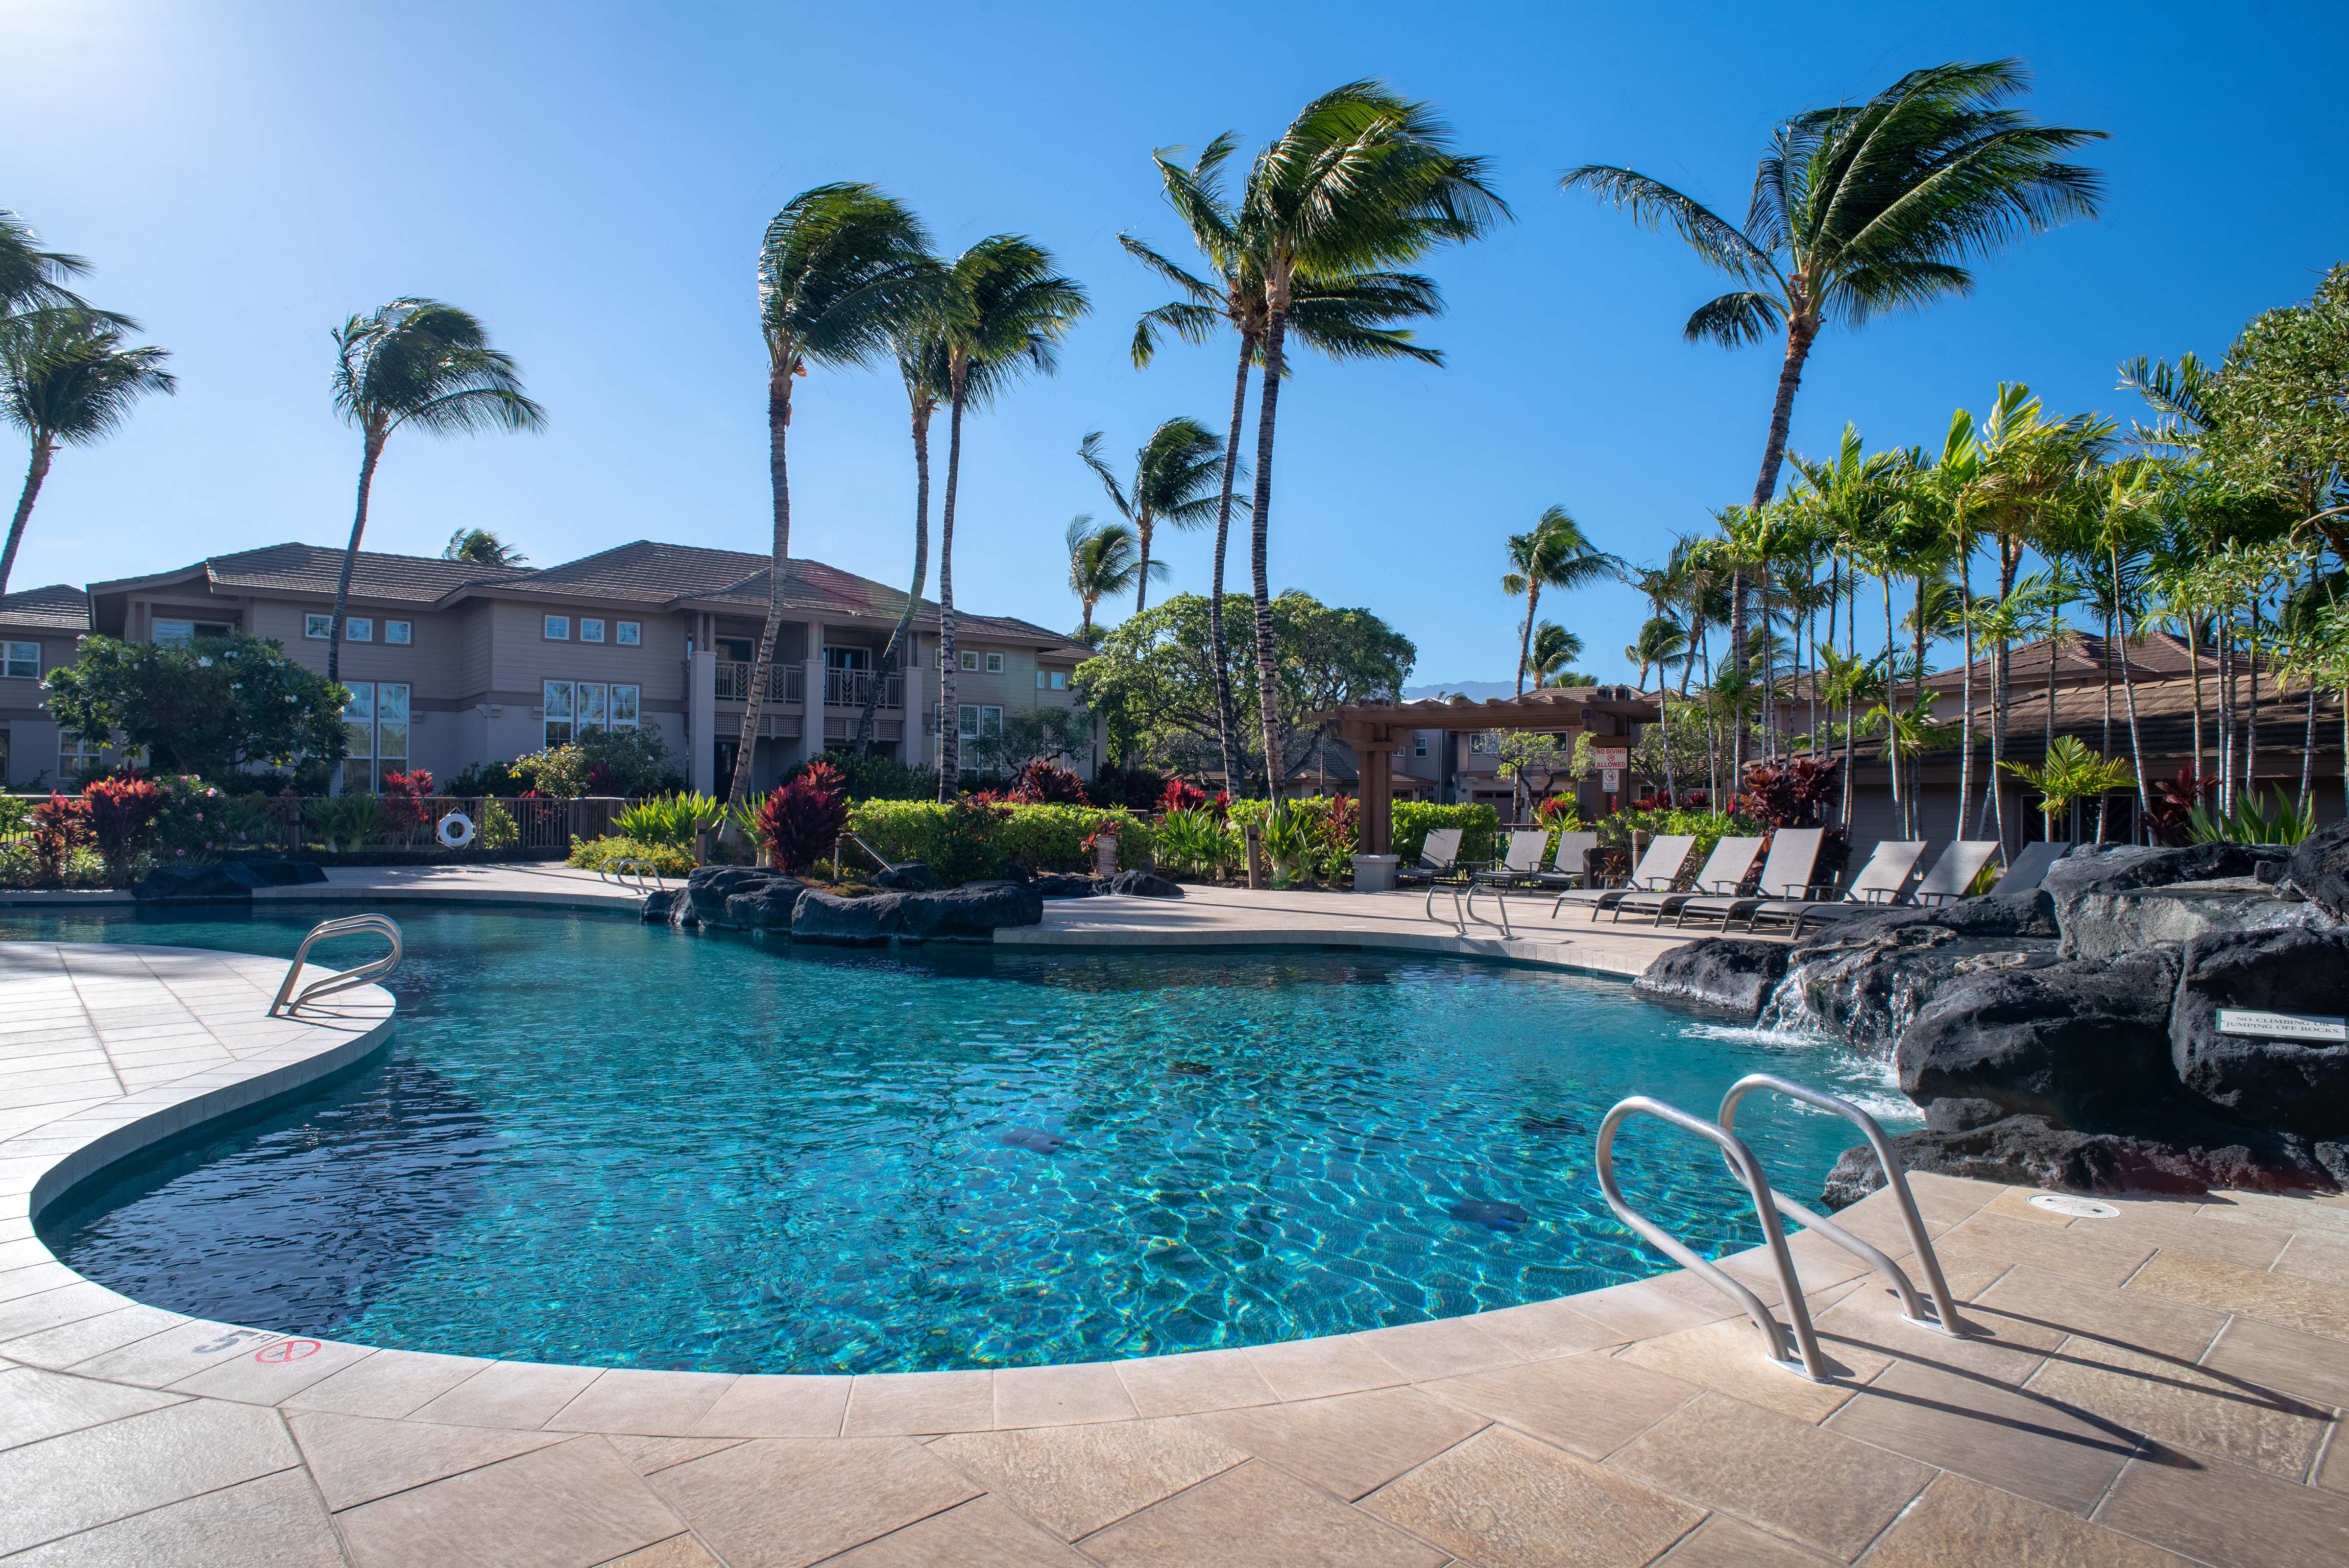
[[2, 890, 2347, 1564]]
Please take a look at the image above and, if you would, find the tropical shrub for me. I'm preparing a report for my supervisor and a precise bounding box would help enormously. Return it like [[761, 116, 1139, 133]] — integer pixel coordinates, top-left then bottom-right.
[[1151, 805, 1238, 878], [306, 793, 385, 853], [2187, 790, 2314, 845], [1008, 759, 1090, 805], [848, 800, 1156, 882], [927, 798, 1014, 886], [566, 834, 695, 878], [1259, 800, 1321, 885], [2001, 737, 2134, 832], [447, 759, 527, 796], [785, 751, 938, 802], [81, 776, 166, 880], [1390, 802, 1500, 868], [755, 760, 849, 873], [1093, 763, 1170, 812], [29, 794, 92, 886], [2147, 766, 2218, 846], [616, 793, 723, 850], [1158, 778, 1209, 814], [41, 632, 350, 779], [478, 797, 520, 851], [1598, 806, 1764, 864], [1734, 759, 1840, 828], [511, 727, 676, 798], [378, 769, 435, 847]]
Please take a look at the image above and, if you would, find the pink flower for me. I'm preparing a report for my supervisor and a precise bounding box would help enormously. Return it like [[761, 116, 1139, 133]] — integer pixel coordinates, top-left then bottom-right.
[[174, 848, 186, 857]]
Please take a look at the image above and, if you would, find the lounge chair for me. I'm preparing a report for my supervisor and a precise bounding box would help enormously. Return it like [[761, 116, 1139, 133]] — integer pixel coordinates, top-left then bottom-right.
[[1909, 839, 2003, 907], [1551, 834, 1698, 922], [1669, 827, 1830, 931], [1747, 839, 1928, 936], [1469, 829, 1555, 892], [1989, 840, 2071, 894], [1609, 836, 1764, 925], [1395, 827, 1465, 889], [1530, 832, 1601, 892]]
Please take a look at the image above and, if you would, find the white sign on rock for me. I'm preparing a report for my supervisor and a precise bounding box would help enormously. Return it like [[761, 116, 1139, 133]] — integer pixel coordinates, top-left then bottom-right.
[[2216, 1009, 2348, 1044]]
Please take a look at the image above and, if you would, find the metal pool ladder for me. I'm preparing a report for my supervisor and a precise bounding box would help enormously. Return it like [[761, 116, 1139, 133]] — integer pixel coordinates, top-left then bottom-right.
[[269, 915, 403, 1018], [1594, 1073, 1963, 1382]]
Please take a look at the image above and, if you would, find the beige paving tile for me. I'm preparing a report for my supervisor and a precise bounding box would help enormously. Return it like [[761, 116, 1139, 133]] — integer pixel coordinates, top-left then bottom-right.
[[2027, 1337, 2332, 1479], [65, 1317, 285, 1386], [1459, 1297, 1625, 1361], [1352, 1314, 1521, 1380], [1115, 1347, 1280, 1417], [408, 1357, 603, 1428], [605, 1434, 746, 1475], [287, 1408, 570, 1510], [0, 1363, 182, 1450], [1079, 1457, 1444, 1568], [842, 1370, 995, 1436], [1656, 1515, 1833, 1565], [1824, 1357, 2137, 1512], [1362, 1424, 1703, 1568], [930, 1418, 1243, 1540], [1933, 1211, 2156, 1289], [334, 1435, 683, 1568], [598, 1534, 725, 1568], [546, 1369, 739, 1435], [993, 1361, 1138, 1428], [170, 1334, 374, 1403], [2198, 1189, 2349, 1237], [1423, 1350, 1701, 1461], [2202, 1316, 2349, 1411], [1619, 1315, 1889, 1422], [1242, 1332, 1407, 1400], [693, 1374, 851, 1437], [0, 1262, 79, 1306], [646, 1436, 978, 1568], [1570, 1279, 1737, 1341], [281, 1349, 493, 1418], [1813, 1278, 2055, 1388], [0, 1468, 345, 1568], [1973, 1266, 2227, 1363], [0, 1280, 135, 1344], [2088, 1212, 2294, 1272], [1865, 1472, 2191, 1567], [2098, 1450, 2349, 1568], [825, 1494, 1094, 1566], [2128, 1249, 2349, 1339], [0, 1396, 300, 1555], [2324, 1425, 2348, 1494], [2273, 1230, 2349, 1288], [1188, 1385, 1486, 1500], [1608, 1391, 1933, 1560]]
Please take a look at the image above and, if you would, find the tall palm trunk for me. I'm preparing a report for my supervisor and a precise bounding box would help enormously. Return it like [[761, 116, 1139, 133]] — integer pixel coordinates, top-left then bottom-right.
[[1911, 574, 1928, 837], [1736, 317, 1818, 778], [2216, 616, 2233, 813], [1989, 536, 2017, 854], [2299, 684, 2316, 816], [2245, 601, 2261, 803], [2114, 547, 2148, 840], [1881, 569, 1902, 835], [326, 433, 386, 795], [1247, 299, 1289, 801], [1133, 509, 1156, 615], [0, 435, 56, 597], [1514, 581, 1541, 696], [935, 379, 968, 795], [2185, 618, 2205, 784], [854, 400, 932, 756], [1206, 336, 1254, 796], [1957, 543, 1978, 844], [728, 369, 792, 806]]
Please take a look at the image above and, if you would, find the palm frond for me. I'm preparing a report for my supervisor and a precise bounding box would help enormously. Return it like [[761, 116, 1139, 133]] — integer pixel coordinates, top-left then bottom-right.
[[1682, 290, 1784, 347], [1560, 165, 1775, 283]]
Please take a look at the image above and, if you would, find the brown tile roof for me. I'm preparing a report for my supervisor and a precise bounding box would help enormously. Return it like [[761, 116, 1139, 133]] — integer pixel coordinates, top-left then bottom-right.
[[0, 583, 89, 632], [193, 543, 529, 603], [520, 540, 771, 603], [952, 612, 1091, 658]]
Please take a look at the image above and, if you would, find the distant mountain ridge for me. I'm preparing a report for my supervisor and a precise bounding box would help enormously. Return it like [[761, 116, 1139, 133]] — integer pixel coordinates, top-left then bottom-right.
[[1401, 680, 1518, 702]]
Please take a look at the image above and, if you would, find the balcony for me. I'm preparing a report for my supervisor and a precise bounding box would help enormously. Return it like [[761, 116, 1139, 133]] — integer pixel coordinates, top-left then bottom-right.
[[713, 662, 803, 703], [824, 668, 901, 710]]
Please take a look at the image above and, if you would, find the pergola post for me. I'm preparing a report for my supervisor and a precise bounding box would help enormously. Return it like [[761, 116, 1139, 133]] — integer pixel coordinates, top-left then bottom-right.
[[1361, 733, 1393, 856]]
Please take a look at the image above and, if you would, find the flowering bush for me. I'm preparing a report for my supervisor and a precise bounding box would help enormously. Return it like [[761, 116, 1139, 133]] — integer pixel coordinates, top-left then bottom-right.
[[755, 759, 849, 873], [848, 800, 1154, 882]]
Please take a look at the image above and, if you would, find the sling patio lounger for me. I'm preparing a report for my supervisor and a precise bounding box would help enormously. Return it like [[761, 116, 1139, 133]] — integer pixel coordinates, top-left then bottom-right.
[[1530, 832, 1601, 893], [1470, 829, 1556, 892], [1551, 834, 1698, 922], [1748, 838, 1929, 936], [1396, 826, 1465, 890], [1986, 839, 2072, 895], [1669, 827, 1829, 932], [1609, 835, 1764, 925]]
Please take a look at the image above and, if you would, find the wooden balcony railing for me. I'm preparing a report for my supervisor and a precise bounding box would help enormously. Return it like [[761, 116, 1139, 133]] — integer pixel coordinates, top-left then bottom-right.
[[713, 662, 803, 703], [824, 669, 901, 709]]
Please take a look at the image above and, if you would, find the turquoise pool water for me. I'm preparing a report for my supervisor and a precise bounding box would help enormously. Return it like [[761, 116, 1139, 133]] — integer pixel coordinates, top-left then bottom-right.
[[13, 907, 1904, 1374]]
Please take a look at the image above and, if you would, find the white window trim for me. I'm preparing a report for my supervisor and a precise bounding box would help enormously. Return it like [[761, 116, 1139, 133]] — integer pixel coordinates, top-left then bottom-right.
[[544, 615, 570, 640], [345, 618, 373, 643], [4, 640, 41, 678], [984, 651, 1004, 674], [960, 650, 978, 671], [580, 618, 606, 644], [616, 621, 641, 646], [304, 613, 332, 639], [385, 620, 412, 645]]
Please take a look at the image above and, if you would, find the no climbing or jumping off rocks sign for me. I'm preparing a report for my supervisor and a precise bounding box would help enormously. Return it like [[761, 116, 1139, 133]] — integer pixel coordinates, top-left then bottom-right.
[[2216, 1010, 2349, 1044]]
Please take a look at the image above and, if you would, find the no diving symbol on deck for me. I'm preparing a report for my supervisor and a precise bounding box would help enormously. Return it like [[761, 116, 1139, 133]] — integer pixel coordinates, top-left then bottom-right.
[[254, 1338, 322, 1364]]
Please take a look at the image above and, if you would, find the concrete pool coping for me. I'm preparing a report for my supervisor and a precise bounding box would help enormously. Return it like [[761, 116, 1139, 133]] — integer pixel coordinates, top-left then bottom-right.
[[1, 884, 2346, 1565]]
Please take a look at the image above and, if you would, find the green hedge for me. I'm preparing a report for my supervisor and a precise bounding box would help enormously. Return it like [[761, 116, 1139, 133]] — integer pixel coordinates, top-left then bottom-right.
[[847, 801, 1156, 880], [1390, 801, 1500, 867]]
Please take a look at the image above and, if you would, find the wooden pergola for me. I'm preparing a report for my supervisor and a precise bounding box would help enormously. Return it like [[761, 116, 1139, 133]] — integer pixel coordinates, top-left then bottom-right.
[[1317, 686, 1662, 855]]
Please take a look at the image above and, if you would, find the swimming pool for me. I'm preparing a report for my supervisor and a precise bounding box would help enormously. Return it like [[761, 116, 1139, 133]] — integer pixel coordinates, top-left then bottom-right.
[[13, 906, 1904, 1374]]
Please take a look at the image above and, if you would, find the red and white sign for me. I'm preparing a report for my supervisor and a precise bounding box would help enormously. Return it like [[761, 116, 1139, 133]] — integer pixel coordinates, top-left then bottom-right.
[[1601, 769, 1622, 793], [1591, 748, 1629, 770]]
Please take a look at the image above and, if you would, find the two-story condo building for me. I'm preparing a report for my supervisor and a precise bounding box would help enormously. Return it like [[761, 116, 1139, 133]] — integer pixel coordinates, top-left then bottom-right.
[[0, 541, 1095, 792]]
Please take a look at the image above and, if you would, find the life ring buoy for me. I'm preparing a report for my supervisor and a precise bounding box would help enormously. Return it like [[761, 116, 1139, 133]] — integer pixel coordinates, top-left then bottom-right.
[[436, 811, 477, 848]]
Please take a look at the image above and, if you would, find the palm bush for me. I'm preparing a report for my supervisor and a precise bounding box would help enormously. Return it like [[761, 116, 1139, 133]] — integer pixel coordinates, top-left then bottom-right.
[[1152, 805, 1238, 878], [1259, 800, 1320, 885], [2001, 737, 2133, 834], [2187, 791, 2313, 846], [616, 793, 723, 849], [305, 793, 384, 853]]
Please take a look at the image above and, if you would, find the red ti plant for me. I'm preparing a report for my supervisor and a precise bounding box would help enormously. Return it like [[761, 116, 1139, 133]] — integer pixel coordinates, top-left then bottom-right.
[[29, 794, 93, 886], [81, 776, 165, 881], [1157, 778, 1208, 815], [2146, 766, 2218, 846], [1312, 793, 1359, 857], [1009, 760, 1091, 804], [1734, 759, 1840, 827], [378, 769, 436, 847], [756, 758, 849, 873]]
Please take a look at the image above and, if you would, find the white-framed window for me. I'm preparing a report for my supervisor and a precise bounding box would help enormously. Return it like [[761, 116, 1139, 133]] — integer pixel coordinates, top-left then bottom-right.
[[616, 621, 641, 646], [581, 618, 605, 643], [960, 650, 978, 671], [343, 682, 374, 760], [985, 651, 1004, 674], [59, 730, 105, 774], [544, 679, 639, 746], [935, 646, 945, 669], [957, 704, 1003, 740], [1036, 671, 1047, 689], [1049, 670, 1067, 691], [376, 683, 409, 765], [346, 618, 373, 643], [611, 684, 640, 727], [338, 682, 411, 784], [1414, 735, 1428, 758], [1, 641, 37, 678], [1469, 732, 1499, 755], [544, 615, 570, 640], [305, 612, 332, 639], [542, 678, 573, 746], [385, 620, 412, 645], [154, 620, 194, 648]]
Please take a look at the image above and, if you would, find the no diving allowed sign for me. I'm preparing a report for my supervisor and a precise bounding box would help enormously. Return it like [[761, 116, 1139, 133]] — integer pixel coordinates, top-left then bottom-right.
[[2217, 1009, 2347, 1044]]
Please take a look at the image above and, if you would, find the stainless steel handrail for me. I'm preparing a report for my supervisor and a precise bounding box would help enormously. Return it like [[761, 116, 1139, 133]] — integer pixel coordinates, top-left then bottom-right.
[[1595, 1096, 1832, 1381], [597, 857, 668, 891], [269, 915, 402, 1018], [1718, 1073, 1965, 1335]]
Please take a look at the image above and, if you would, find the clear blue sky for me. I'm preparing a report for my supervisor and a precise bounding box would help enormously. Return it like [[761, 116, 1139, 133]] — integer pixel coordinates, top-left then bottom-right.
[[4, 0, 2343, 686]]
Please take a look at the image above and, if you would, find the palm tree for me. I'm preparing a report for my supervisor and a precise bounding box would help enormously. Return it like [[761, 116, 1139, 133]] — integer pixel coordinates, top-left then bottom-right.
[[854, 321, 950, 757], [730, 186, 936, 803], [1529, 621, 1586, 689], [1564, 60, 2105, 772], [1235, 81, 1506, 795], [442, 527, 526, 566], [1122, 133, 1445, 791], [0, 211, 100, 333], [1, 313, 175, 596], [1501, 505, 1619, 696], [1077, 417, 1225, 614], [1065, 514, 1154, 640], [932, 236, 1089, 794]]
